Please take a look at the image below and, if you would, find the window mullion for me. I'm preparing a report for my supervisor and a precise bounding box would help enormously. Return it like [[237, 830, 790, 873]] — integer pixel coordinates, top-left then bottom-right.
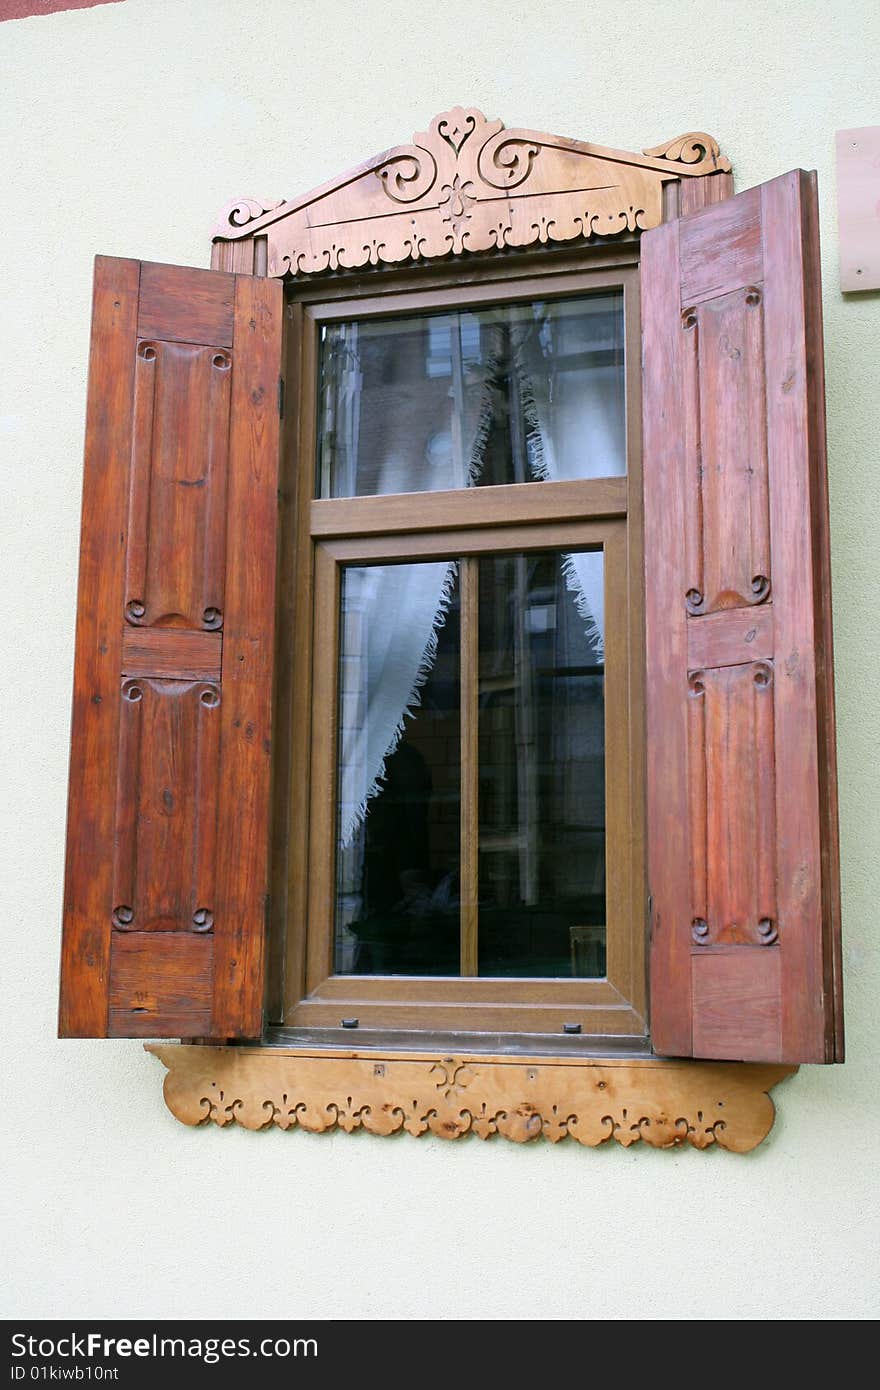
[[460, 554, 479, 977]]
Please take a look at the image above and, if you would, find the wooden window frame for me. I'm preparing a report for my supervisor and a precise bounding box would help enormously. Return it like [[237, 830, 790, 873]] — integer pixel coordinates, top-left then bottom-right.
[[61, 111, 840, 1147], [274, 255, 647, 1045]]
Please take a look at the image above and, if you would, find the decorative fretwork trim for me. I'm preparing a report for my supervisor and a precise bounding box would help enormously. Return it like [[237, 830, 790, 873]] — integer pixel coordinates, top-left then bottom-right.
[[148, 1044, 793, 1152], [211, 108, 731, 278]]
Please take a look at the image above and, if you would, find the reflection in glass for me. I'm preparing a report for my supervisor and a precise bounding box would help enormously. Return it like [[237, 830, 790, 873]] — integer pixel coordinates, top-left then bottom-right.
[[478, 550, 606, 978], [317, 294, 625, 499], [332, 549, 607, 980], [334, 562, 461, 975]]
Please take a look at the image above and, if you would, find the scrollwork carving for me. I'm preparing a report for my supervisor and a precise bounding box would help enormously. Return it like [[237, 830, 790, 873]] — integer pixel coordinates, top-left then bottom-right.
[[477, 130, 541, 189], [217, 197, 288, 232], [643, 132, 730, 170], [148, 1046, 794, 1154], [376, 148, 437, 204], [213, 109, 731, 278], [438, 174, 477, 235], [437, 107, 479, 155]]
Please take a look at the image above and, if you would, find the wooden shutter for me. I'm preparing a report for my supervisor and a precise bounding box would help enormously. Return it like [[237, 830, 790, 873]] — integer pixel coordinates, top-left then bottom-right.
[[642, 170, 843, 1063], [59, 258, 283, 1039]]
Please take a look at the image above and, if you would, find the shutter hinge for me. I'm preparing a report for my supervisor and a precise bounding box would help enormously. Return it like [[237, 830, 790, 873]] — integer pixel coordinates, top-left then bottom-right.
[[647, 892, 654, 942], [278, 376, 285, 419]]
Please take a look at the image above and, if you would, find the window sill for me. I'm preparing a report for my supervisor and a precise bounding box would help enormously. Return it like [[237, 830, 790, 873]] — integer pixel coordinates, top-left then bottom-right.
[[147, 1043, 795, 1152]]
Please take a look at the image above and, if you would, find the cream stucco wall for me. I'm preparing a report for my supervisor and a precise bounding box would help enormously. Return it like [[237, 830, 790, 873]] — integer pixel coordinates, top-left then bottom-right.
[[2, 0, 878, 1321]]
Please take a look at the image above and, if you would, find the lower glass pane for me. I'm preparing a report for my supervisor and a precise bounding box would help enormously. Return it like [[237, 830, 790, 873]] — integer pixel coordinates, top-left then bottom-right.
[[334, 561, 461, 974], [477, 550, 606, 977]]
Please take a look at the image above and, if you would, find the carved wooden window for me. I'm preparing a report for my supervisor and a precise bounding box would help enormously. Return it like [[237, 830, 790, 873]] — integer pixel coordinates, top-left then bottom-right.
[[273, 263, 644, 1043], [58, 110, 842, 1103]]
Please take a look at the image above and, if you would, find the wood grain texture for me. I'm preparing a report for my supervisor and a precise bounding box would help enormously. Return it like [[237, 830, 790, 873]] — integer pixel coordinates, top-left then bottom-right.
[[122, 627, 221, 680], [212, 109, 730, 278], [688, 663, 777, 947], [138, 262, 234, 347], [210, 237, 260, 275], [679, 170, 734, 218], [322, 518, 613, 565], [641, 216, 692, 1057], [211, 273, 283, 1038], [125, 340, 231, 631], [679, 186, 761, 305], [761, 171, 836, 1061], [310, 477, 627, 538], [281, 302, 317, 1016], [687, 604, 774, 670], [60, 260, 282, 1040], [801, 171, 844, 1060], [691, 951, 782, 1061], [265, 298, 299, 1024], [111, 678, 221, 934], [110, 935, 213, 1037], [59, 257, 139, 1037], [643, 171, 842, 1063], [684, 286, 770, 615], [148, 1043, 794, 1153]]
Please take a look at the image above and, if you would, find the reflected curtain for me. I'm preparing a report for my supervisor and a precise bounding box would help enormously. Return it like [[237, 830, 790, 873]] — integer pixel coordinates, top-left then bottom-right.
[[509, 299, 626, 658], [327, 302, 624, 846], [330, 321, 497, 847]]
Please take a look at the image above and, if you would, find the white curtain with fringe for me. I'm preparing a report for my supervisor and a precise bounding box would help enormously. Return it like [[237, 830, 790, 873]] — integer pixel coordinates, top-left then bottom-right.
[[335, 321, 498, 848], [333, 303, 624, 848], [510, 300, 626, 660]]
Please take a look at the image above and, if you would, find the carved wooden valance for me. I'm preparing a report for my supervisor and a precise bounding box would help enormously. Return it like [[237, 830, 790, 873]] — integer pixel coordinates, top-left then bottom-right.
[[148, 1045, 793, 1152], [211, 107, 731, 278]]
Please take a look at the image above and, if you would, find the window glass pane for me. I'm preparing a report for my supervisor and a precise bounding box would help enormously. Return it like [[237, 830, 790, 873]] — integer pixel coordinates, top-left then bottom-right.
[[477, 549, 606, 978], [317, 293, 625, 498], [335, 561, 461, 975]]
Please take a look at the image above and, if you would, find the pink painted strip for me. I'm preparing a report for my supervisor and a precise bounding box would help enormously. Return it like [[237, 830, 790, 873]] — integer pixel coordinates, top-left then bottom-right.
[[836, 127, 880, 291], [0, 1, 124, 21]]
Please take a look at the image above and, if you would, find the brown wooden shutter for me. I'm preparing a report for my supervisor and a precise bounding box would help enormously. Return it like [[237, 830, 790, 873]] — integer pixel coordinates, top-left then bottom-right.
[[642, 170, 843, 1063], [59, 258, 283, 1039]]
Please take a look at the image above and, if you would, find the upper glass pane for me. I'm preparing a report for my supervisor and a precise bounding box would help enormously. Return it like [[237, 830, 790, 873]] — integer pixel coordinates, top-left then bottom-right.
[[317, 293, 626, 498]]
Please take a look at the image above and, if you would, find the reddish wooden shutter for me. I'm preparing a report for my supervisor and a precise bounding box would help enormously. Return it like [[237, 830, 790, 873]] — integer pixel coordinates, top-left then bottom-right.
[[642, 170, 843, 1063], [59, 258, 283, 1039]]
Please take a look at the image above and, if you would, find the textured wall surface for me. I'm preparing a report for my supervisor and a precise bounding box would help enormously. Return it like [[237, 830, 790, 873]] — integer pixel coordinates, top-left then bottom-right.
[[2, 0, 878, 1321]]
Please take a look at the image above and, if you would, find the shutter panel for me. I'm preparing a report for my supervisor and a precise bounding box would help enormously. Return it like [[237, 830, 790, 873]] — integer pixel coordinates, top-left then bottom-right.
[[642, 170, 843, 1063], [59, 258, 283, 1039]]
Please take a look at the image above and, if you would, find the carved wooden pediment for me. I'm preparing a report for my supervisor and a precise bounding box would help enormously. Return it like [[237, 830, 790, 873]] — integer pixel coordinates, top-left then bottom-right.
[[212, 107, 731, 277]]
